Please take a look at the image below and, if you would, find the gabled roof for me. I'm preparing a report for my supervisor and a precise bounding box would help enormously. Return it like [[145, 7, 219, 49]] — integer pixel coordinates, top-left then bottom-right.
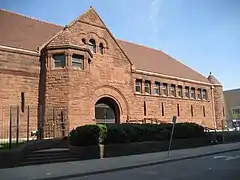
[[0, 9, 62, 51], [207, 73, 222, 85], [0, 8, 210, 83], [118, 40, 209, 83], [47, 27, 85, 48]]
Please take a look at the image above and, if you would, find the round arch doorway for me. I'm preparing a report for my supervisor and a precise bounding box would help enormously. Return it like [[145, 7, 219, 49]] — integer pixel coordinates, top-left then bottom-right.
[[95, 97, 120, 124]]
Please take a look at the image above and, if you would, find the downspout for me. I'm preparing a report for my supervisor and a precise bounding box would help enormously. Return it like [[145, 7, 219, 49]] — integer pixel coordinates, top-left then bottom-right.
[[211, 86, 217, 129]]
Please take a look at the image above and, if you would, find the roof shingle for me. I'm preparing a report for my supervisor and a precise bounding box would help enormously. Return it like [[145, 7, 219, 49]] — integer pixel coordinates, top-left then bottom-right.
[[0, 8, 210, 83]]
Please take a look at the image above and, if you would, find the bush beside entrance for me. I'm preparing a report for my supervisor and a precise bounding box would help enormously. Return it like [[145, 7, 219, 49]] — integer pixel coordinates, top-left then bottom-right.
[[70, 123, 206, 146]]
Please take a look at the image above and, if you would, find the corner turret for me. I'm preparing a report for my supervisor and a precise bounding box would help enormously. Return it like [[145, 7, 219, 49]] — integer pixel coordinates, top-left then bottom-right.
[[207, 72, 226, 130]]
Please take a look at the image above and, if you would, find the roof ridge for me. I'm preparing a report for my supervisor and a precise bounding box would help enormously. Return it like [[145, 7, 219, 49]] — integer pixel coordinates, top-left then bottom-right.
[[117, 39, 162, 52], [0, 8, 63, 28]]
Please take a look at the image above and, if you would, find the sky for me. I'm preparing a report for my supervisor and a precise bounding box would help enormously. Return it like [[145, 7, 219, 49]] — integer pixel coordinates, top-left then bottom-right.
[[0, 0, 239, 90]]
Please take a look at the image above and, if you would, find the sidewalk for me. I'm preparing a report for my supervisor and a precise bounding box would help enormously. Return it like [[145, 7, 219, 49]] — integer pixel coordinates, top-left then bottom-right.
[[1, 142, 240, 180]]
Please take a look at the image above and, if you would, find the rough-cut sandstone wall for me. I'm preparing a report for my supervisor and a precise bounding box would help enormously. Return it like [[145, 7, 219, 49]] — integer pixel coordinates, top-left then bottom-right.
[[213, 85, 226, 129], [43, 16, 215, 129], [0, 49, 40, 139]]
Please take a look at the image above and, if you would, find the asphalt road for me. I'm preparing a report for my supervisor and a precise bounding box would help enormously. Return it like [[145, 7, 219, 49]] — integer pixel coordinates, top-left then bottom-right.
[[68, 150, 240, 180]]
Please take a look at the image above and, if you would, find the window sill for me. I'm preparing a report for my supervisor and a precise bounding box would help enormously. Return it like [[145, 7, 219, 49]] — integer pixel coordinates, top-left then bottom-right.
[[134, 93, 210, 102]]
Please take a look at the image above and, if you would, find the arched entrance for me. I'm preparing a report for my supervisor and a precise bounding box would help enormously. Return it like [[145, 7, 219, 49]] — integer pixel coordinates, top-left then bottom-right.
[[95, 97, 120, 124]]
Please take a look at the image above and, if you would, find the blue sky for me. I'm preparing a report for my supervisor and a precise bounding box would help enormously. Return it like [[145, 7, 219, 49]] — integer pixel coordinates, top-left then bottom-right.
[[1, 0, 239, 90]]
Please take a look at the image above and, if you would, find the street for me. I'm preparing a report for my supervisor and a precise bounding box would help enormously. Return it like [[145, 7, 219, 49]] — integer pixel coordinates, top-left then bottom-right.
[[68, 150, 240, 180]]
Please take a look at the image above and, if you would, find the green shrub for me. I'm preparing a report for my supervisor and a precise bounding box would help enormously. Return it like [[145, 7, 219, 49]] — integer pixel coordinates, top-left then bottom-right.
[[70, 124, 107, 146], [173, 123, 205, 139], [70, 122, 206, 146]]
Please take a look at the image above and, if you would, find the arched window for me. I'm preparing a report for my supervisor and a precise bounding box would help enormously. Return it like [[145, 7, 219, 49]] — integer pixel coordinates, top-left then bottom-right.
[[82, 38, 86, 45], [99, 43, 104, 54], [89, 39, 96, 53]]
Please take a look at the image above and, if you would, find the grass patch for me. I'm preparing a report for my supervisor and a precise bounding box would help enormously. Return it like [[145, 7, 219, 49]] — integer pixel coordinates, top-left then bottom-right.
[[0, 142, 26, 150]]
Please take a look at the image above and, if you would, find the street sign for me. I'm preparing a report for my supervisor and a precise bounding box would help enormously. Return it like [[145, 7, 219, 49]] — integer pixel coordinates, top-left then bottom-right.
[[168, 116, 177, 157], [172, 116, 177, 124]]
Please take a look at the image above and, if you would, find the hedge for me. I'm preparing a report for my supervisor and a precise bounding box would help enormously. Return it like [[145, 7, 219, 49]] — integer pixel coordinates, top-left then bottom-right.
[[70, 124, 107, 146], [70, 122, 206, 146]]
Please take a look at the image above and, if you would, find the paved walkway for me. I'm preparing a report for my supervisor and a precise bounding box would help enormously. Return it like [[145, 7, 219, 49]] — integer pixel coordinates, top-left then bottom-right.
[[1, 142, 240, 180]]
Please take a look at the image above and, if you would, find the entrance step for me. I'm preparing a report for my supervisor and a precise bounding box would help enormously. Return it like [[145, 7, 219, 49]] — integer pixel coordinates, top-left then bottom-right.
[[19, 148, 83, 166]]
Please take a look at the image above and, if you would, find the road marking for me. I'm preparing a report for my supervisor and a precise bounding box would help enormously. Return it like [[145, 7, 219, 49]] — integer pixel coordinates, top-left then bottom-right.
[[213, 156, 226, 159], [213, 155, 240, 161], [225, 156, 240, 161]]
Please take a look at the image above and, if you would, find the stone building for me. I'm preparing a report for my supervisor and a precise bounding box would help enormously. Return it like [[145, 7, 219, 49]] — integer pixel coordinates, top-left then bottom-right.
[[0, 7, 226, 138]]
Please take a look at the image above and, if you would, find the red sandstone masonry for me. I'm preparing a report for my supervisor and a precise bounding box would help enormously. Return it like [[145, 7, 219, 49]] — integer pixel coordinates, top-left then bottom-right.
[[0, 7, 226, 139]]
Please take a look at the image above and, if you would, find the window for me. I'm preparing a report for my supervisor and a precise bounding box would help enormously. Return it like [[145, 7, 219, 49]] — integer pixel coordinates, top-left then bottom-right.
[[144, 101, 147, 116], [99, 43, 104, 54], [72, 54, 84, 69], [191, 105, 194, 117], [82, 38, 86, 44], [190, 88, 196, 99], [197, 88, 202, 99], [161, 83, 168, 96], [223, 107, 225, 117], [203, 106, 206, 117], [202, 89, 207, 100], [177, 104, 180, 116], [154, 82, 160, 95], [177, 85, 183, 97], [170, 84, 176, 96], [89, 39, 96, 53], [135, 79, 142, 93], [144, 81, 151, 94], [161, 102, 164, 116], [21, 92, 25, 113], [53, 54, 65, 68], [185, 87, 190, 98]]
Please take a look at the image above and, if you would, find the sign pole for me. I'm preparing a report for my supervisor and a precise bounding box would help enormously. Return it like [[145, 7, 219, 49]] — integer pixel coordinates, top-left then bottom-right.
[[168, 116, 177, 158]]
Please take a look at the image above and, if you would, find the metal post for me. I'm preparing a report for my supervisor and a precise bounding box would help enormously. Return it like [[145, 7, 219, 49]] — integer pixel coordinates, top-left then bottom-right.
[[168, 116, 177, 158], [16, 105, 20, 146], [222, 119, 225, 144], [53, 108, 56, 138], [27, 106, 30, 142], [38, 105, 43, 140], [9, 106, 12, 149], [61, 111, 65, 137]]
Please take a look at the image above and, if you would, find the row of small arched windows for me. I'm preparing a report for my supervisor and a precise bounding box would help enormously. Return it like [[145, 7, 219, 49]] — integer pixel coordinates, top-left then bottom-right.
[[82, 38, 104, 54]]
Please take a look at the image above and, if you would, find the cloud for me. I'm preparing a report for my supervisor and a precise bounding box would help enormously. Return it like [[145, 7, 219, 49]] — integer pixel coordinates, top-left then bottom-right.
[[149, 0, 161, 20], [149, 0, 162, 48]]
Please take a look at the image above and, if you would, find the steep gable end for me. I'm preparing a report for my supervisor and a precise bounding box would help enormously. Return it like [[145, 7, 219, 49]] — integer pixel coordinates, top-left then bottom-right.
[[47, 27, 85, 48], [72, 6, 106, 28]]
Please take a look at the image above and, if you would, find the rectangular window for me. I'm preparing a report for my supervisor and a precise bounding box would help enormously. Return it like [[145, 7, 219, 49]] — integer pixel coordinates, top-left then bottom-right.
[[161, 102, 164, 116], [154, 82, 160, 95], [177, 85, 183, 97], [135, 79, 142, 93], [170, 84, 176, 96], [21, 92, 25, 113], [203, 106, 206, 117], [72, 54, 84, 69], [144, 81, 151, 94], [161, 83, 168, 96], [223, 107, 225, 117], [197, 88, 202, 99], [202, 89, 207, 100], [190, 87, 196, 99], [191, 105, 194, 117], [185, 87, 190, 98], [53, 54, 65, 68], [144, 101, 147, 116], [177, 104, 180, 116]]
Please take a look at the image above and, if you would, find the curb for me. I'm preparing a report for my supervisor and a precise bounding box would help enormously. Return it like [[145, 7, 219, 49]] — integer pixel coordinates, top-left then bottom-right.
[[36, 147, 240, 180]]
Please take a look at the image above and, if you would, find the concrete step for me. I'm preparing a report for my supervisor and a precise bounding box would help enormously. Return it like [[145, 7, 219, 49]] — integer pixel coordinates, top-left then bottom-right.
[[20, 148, 78, 166], [19, 156, 80, 167]]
